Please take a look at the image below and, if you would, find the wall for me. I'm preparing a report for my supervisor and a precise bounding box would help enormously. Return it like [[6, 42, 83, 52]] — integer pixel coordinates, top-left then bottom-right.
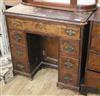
[[0, 0, 9, 57]]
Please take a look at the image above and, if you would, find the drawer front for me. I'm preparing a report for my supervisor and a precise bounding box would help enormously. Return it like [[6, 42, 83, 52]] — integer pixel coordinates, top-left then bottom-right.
[[92, 22, 100, 36], [59, 27, 80, 40], [85, 71, 100, 89], [9, 30, 26, 47], [11, 45, 28, 63], [60, 40, 80, 59], [59, 70, 78, 86], [88, 52, 100, 72], [91, 36, 100, 52], [7, 17, 33, 31], [13, 59, 29, 73], [59, 56, 79, 73], [7, 17, 80, 39], [10, 45, 29, 72]]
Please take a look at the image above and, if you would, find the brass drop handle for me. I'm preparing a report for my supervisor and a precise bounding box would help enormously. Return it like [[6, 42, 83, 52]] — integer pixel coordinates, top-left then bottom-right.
[[16, 49, 23, 56], [15, 33, 22, 42], [64, 61, 73, 68], [63, 75, 72, 83], [36, 23, 44, 29], [64, 46, 74, 52], [97, 80, 100, 83], [12, 21, 22, 27], [66, 29, 76, 36], [16, 64, 24, 70]]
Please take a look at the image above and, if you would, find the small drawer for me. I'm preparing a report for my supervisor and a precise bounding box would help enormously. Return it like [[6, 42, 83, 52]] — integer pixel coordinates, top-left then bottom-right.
[[13, 60, 25, 72], [13, 59, 29, 73], [85, 71, 100, 89], [92, 22, 100, 36], [91, 36, 100, 52], [59, 70, 78, 86], [59, 56, 79, 73], [88, 52, 100, 72], [59, 26, 80, 40], [60, 39, 80, 59], [9, 30, 26, 47], [11, 45, 30, 73], [10, 45, 28, 64]]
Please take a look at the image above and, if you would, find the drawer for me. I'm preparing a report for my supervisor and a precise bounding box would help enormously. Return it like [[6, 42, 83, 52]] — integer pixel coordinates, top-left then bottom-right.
[[11, 45, 29, 72], [13, 60, 30, 73], [85, 71, 100, 89], [59, 56, 79, 73], [88, 52, 100, 72], [92, 22, 100, 36], [59, 70, 78, 86], [13, 58, 27, 72], [7, 17, 80, 39], [7, 17, 33, 31], [10, 45, 28, 64], [91, 36, 100, 52], [60, 40, 80, 59], [9, 30, 27, 47], [59, 27, 80, 40]]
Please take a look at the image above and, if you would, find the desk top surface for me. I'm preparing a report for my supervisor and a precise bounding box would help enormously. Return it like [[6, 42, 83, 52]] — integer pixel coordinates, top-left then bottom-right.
[[5, 4, 93, 25], [89, 8, 100, 22]]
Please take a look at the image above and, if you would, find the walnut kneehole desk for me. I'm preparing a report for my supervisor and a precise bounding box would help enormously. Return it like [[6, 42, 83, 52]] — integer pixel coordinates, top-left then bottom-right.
[[5, 4, 92, 91]]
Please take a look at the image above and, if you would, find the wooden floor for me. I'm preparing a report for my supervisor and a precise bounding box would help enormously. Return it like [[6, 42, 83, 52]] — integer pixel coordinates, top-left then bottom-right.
[[0, 68, 99, 96]]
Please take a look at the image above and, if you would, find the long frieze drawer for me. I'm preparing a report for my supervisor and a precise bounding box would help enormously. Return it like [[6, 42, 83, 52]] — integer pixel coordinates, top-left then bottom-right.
[[85, 71, 100, 89], [60, 40, 80, 59], [7, 17, 80, 39], [92, 22, 100, 36], [91, 36, 100, 52], [59, 71, 78, 86], [9, 30, 27, 47], [88, 52, 100, 72], [7, 17, 33, 31], [59, 56, 79, 73]]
